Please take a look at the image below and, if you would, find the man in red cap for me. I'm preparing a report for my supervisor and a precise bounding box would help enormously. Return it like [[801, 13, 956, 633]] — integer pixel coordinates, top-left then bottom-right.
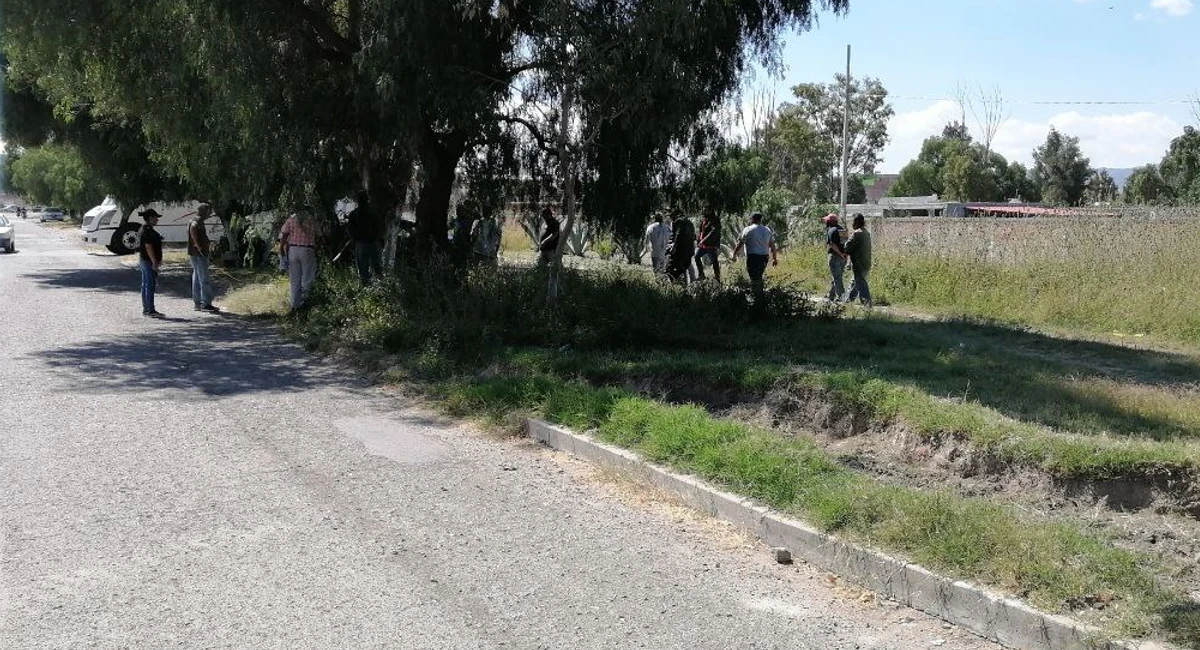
[[823, 213, 849, 302]]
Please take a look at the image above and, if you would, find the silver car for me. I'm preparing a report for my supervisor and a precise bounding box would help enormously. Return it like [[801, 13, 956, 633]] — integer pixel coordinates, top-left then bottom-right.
[[0, 215, 14, 253], [39, 207, 66, 222]]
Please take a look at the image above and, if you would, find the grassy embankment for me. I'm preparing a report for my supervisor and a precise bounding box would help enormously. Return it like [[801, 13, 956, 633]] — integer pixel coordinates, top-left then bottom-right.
[[778, 215, 1200, 346], [224, 254, 1200, 646]]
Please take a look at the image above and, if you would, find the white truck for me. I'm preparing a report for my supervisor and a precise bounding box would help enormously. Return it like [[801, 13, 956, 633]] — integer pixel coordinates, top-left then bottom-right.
[[81, 197, 225, 255]]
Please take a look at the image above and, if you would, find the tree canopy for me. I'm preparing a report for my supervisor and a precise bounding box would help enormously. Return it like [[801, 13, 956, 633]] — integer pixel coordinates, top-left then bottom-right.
[[888, 123, 1038, 202], [1032, 128, 1092, 206], [3, 0, 851, 262], [761, 74, 892, 202]]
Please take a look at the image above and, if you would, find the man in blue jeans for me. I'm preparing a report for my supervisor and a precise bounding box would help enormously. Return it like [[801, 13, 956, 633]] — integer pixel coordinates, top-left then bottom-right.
[[823, 213, 849, 302], [844, 213, 873, 307], [137, 209, 165, 318], [188, 203, 220, 312], [732, 212, 778, 293]]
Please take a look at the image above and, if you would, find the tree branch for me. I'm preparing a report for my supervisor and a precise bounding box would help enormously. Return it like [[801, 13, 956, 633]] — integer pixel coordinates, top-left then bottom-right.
[[498, 115, 558, 157], [268, 0, 358, 62]]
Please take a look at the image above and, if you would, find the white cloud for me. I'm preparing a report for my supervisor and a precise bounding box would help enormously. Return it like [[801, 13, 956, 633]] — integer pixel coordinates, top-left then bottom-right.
[[880, 103, 1183, 171], [995, 111, 1182, 168], [879, 100, 961, 170], [1151, 0, 1193, 16]]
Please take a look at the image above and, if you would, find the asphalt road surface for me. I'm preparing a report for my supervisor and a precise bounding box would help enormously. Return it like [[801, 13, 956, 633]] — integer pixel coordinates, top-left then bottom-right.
[[0, 220, 1002, 649]]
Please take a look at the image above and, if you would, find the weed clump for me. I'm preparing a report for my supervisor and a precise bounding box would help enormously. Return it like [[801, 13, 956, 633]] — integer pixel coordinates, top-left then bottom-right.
[[298, 263, 815, 361]]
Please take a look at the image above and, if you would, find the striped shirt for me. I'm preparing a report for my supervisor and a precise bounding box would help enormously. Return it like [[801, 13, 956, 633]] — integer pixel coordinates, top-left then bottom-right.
[[280, 214, 317, 247]]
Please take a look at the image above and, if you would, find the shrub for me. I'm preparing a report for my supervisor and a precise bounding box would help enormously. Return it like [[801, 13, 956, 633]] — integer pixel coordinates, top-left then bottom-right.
[[301, 263, 816, 360]]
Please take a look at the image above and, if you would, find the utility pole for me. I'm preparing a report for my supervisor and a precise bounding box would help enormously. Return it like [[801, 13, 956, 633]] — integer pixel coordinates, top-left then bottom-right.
[[840, 44, 851, 221]]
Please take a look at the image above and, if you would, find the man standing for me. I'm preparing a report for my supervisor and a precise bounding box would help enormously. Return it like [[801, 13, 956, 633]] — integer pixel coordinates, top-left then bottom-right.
[[732, 212, 778, 293], [471, 212, 502, 265], [643, 213, 670, 274], [824, 213, 849, 302], [666, 212, 696, 285], [346, 191, 383, 285], [694, 208, 722, 283], [137, 209, 166, 318], [844, 213, 873, 307], [538, 207, 561, 267], [188, 204, 220, 312], [279, 212, 319, 312]]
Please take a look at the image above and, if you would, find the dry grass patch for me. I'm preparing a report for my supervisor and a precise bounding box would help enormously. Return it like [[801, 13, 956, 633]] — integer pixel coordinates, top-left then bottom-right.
[[222, 275, 290, 317]]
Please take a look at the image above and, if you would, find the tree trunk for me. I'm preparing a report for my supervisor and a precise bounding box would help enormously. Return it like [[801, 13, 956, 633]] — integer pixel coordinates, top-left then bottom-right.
[[414, 129, 467, 258], [548, 70, 575, 303]]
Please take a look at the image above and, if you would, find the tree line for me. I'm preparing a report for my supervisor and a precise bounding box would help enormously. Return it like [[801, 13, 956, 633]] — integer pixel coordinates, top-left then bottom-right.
[[1, 0, 855, 263]]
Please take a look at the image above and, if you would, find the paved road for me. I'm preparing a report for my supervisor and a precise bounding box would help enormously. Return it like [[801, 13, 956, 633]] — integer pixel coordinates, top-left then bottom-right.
[[0, 220, 1000, 649]]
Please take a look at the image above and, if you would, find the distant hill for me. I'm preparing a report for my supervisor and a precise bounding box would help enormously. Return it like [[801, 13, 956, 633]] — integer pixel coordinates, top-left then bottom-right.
[[1100, 168, 1135, 189]]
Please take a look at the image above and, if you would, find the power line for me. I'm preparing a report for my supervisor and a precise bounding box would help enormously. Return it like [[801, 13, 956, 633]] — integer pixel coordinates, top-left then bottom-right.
[[890, 96, 1194, 106]]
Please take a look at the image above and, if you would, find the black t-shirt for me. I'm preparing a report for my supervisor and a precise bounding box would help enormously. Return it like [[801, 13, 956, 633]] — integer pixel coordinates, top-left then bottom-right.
[[670, 218, 695, 257], [139, 225, 164, 262], [345, 205, 374, 243], [539, 217, 561, 252]]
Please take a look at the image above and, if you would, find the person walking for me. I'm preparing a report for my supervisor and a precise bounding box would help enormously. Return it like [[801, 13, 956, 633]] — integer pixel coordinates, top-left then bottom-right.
[[643, 213, 670, 274], [471, 212, 502, 265], [279, 211, 319, 312], [537, 207, 561, 267], [823, 213, 849, 302], [666, 212, 696, 285], [844, 213, 873, 307], [732, 212, 778, 293], [137, 209, 166, 318], [188, 203, 220, 312], [694, 208, 722, 283], [345, 191, 383, 285]]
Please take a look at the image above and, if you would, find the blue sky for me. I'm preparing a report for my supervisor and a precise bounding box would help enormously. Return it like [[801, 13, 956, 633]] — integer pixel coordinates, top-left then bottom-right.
[[767, 0, 1198, 171]]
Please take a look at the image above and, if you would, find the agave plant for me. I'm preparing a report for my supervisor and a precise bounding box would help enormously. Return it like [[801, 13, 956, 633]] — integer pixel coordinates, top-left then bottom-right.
[[518, 212, 544, 251], [720, 213, 751, 260], [564, 223, 593, 257]]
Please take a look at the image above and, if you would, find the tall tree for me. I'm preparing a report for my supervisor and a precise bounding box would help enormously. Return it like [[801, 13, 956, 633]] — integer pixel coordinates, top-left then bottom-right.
[[1124, 165, 1173, 205], [1083, 169, 1120, 204], [8, 145, 105, 213], [1032, 128, 1092, 206], [888, 127, 1030, 202], [1159, 126, 1200, 204], [765, 74, 893, 202]]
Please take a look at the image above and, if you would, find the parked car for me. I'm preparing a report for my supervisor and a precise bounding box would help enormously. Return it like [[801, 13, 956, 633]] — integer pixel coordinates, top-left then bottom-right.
[[0, 215, 14, 253], [38, 207, 66, 222], [81, 197, 224, 255]]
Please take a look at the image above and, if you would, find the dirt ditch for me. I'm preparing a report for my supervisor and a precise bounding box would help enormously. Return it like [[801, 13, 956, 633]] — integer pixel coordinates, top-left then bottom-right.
[[618, 374, 1200, 594]]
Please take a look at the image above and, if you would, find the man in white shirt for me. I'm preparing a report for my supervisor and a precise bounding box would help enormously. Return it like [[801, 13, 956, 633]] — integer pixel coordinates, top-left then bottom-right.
[[731, 212, 779, 293], [643, 213, 670, 273]]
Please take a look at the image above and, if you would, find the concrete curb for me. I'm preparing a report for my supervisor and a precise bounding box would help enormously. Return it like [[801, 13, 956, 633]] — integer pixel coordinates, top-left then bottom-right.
[[526, 418, 1176, 650]]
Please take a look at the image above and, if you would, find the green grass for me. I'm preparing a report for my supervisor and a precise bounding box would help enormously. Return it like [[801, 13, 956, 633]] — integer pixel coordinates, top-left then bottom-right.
[[259, 261, 1200, 646], [433, 373, 1196, 644]]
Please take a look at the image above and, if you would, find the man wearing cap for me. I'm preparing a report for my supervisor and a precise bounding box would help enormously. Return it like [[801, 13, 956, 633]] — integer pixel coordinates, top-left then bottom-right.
[[188, 204, 220, 312], [732, 212, 778, 294], [823, 213, 849, 303], [137, 209, 166, 318]]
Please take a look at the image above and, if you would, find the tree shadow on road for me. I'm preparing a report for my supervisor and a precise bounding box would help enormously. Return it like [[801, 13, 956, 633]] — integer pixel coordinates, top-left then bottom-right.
[[22, 265, 198, 300], [33, 317, 343, 398]]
